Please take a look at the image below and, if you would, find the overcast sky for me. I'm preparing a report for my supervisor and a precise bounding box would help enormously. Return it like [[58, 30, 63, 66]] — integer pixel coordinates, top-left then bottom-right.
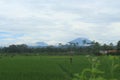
[[0, 0, 120, 46]]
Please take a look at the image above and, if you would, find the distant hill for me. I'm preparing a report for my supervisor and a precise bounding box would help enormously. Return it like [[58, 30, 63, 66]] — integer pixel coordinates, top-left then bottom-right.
[[35, 42, 48, 47], [28, 42, 48, 48], [69, 37, 92, 46]]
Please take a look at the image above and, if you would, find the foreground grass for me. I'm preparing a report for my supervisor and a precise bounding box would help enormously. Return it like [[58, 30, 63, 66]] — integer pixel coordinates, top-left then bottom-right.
[[0, 55, 120, 80]]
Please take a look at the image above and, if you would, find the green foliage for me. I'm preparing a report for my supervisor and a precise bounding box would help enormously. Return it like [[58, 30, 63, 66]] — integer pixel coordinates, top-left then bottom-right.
[[72, 56, 105, 80], [72, 56, 120, 80], [108, 56, 119, 80]]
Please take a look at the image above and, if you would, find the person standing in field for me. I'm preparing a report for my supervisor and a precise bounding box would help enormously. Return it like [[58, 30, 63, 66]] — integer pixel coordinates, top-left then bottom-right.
[[70, 56, 72, 64], [70, 51, 74, 64]]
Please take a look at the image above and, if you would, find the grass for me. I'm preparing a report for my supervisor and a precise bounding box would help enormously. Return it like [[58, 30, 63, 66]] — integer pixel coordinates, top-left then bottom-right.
[[0, 55, 120, 80]]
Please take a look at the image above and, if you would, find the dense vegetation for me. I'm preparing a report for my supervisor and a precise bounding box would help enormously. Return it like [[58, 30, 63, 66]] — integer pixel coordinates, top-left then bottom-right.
[[0, 55, 119, 80], [0, 40, 120, 55]]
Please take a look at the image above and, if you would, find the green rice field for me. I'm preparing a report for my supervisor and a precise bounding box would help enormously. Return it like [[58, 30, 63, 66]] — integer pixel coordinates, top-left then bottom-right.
[[0, 55, 120, 80]]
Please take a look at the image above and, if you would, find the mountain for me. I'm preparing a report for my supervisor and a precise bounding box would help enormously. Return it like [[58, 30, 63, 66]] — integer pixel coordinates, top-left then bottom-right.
[[28, 42, 48, 48], [69, 37, 92, 46], [35, 42, 48, 47]]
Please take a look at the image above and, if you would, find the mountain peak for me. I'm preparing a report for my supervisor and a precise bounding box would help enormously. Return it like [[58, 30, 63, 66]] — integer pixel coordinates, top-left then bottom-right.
[[28, 42, 48, 48], [36, 42, 48, 47], [69, 37, 92, 46], [74, 37, 88, 40]]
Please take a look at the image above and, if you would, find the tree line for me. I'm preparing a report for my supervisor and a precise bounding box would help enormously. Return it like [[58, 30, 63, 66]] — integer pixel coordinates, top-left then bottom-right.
[[0, 41, 120, 55]]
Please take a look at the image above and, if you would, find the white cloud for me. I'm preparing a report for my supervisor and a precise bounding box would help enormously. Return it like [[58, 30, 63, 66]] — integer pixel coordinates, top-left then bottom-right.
[[0, 0, 120, 45]]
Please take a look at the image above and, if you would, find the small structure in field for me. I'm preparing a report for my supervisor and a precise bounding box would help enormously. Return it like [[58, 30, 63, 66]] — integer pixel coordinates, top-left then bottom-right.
[[99, 50, 108, 54], [99, 50, 118, 55]]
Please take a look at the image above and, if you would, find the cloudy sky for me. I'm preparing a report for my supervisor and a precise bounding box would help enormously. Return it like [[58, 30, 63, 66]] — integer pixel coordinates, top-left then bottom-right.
[[0, 0, 120, 46]]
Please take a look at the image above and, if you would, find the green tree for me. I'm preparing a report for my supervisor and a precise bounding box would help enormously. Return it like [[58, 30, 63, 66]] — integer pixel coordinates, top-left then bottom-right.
[[102, 44, 109, 50], [117, 41, 120, 53], [109, 43, 114, 50], [92, 42, 101, 55]]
